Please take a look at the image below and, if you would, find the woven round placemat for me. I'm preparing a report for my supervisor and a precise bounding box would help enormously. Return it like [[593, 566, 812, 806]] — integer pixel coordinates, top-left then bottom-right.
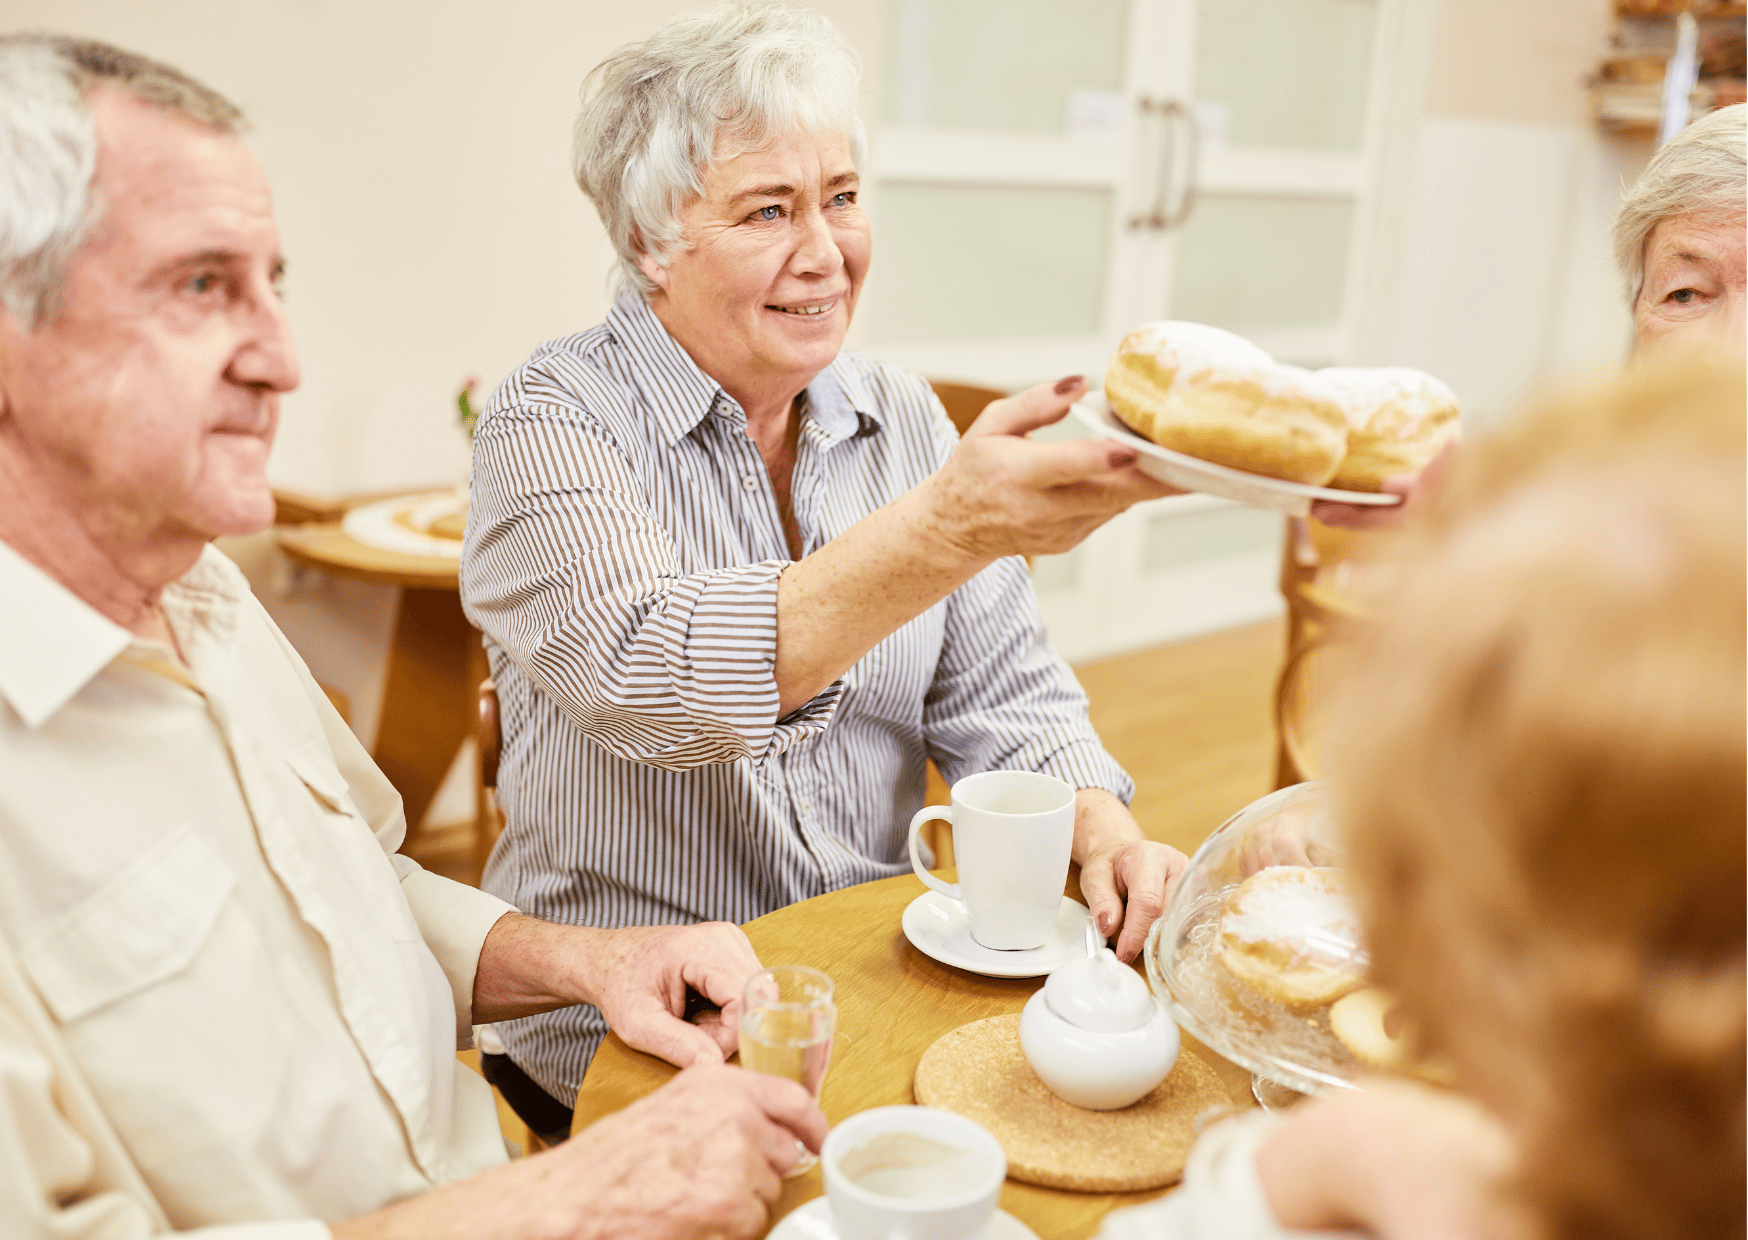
[[912, 1013, 1229, 1192]]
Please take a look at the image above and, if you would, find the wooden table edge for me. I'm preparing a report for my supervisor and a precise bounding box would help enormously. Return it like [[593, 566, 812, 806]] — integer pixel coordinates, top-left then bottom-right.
[[568, 872, 1255, 1240]]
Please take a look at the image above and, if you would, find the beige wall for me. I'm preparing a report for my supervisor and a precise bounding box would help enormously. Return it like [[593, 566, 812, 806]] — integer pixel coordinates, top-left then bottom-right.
[[1424, 0, 1614, 126], [10, 0, 1655, 816], [1371, 0, 1646, 428], [9, 0, 882, 498], [5, 0, 882, 823]]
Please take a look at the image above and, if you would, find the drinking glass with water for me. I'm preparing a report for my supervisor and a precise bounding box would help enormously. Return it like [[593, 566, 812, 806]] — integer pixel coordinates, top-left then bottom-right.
[[740, 965, 835, 1176]]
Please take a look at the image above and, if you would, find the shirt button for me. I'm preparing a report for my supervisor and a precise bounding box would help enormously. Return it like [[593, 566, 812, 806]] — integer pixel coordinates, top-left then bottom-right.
[[742, 474, 758, 491]]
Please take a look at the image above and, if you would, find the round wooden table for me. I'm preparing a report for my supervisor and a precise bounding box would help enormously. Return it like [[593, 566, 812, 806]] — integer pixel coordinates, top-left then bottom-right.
[[571, 871, 1256, 1239]]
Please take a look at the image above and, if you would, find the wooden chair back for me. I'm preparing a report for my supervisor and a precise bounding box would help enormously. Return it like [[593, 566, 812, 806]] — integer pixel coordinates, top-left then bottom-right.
[[1272, 518, 1377, 787], [474, 678, 503, 882], [928, 381, 1006, 437]]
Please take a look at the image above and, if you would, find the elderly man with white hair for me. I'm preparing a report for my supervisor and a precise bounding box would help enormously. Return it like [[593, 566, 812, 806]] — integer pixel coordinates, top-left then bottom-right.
[[460, 2, 1189, 1139], [0, 32, 829, 1240]]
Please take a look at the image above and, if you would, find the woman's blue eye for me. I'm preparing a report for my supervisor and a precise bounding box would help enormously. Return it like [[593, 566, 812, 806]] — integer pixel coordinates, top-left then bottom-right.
[[755, 205, 781, 221], [830, 192, 854, 207], [189, 273, 218, 294], [1669, 288, 1698, 304]]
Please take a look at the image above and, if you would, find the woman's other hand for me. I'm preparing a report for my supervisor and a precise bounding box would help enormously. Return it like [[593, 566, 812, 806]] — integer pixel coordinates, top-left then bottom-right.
[[1073, 788, 1189, 963]]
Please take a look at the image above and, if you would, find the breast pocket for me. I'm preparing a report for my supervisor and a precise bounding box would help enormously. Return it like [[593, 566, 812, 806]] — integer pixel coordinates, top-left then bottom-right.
[[22, 828, 234, 1023], [20, 826, 295, 1166]]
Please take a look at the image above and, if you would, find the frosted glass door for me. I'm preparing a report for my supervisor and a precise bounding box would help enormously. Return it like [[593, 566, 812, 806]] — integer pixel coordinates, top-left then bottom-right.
[[861, 0, 1402, 663], [884, 0, 1128, 134], [1174, 0, 1383, 365], [857, 0, 1137, 385]]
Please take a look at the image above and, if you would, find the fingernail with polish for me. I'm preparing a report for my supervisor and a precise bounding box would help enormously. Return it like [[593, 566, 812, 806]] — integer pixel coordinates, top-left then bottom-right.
[[1054, 375, 1084, 396]]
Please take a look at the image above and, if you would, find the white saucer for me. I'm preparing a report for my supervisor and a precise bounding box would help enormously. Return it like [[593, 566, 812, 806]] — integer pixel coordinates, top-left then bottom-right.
[[1070, 392, 1401, 517], [902, 892, 1094, 979], [770, 1196, 1041, 1240]]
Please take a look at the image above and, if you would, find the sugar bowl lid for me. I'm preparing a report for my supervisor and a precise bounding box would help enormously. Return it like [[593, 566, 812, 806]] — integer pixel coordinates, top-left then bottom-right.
[[1044, 938, 1157, 1033]]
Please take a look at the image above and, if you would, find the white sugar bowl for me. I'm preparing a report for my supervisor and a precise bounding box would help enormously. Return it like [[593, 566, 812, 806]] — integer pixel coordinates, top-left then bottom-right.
[[1019, 942, 1180, 1110]]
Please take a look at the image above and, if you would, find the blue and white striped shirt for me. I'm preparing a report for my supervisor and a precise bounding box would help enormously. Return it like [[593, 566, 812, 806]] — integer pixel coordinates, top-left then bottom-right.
[[460, 293, 1132, 1103]]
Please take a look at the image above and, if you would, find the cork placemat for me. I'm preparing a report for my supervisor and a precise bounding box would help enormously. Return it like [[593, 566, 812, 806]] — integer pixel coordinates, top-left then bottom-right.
[[912, 1014, 1229, 1192]]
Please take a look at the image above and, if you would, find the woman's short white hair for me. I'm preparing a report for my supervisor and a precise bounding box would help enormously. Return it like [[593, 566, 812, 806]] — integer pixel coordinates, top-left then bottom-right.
[[573, 2, 866, 297], [1612, 102, 1746, 304], [0, 34, 243, 326]]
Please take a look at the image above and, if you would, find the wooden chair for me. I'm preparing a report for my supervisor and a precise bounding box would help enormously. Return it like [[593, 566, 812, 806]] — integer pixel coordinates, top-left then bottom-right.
[[1272, 518, 1377, 788], [928, 380, 1006, 437], [475, 678, 504, 886]]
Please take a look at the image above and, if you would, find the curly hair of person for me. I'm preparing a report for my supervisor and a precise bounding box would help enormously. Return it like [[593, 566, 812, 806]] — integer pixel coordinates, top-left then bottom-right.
[[1331, 357, 1746, 1240]]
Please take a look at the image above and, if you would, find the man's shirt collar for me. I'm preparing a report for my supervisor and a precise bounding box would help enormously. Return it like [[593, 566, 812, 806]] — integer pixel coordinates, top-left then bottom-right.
[[0, 538, 133, 728], [0, 541, 245, 728]]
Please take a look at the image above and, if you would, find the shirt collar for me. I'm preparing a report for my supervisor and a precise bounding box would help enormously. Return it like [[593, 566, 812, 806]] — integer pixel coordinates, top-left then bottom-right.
[[607, 292, 885, 447], [0, 541, 246, 729], [0, 538, 133, 729], [605, 294, 724, 448], [809, 357, 883, 445]]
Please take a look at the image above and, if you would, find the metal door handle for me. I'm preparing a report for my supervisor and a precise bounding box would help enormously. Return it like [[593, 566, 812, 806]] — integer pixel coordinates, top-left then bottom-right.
[[1155, 99, 1199, 231], [1127, 96, 1199, 232]]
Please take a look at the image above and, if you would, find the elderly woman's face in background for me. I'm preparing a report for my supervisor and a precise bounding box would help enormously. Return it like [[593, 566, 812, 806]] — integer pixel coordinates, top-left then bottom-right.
[[640, 131, 870, 395], [1634, 211, 1746, 354]]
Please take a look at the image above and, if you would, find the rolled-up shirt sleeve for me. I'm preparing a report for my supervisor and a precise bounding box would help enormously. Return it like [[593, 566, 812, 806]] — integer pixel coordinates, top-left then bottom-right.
[[915, 392, 1132, 801], [460, 365, 841, 771]]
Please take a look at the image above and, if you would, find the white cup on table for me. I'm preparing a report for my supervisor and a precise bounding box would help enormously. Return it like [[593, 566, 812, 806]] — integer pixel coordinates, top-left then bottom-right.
[[907, 769, 1075, 951], [823, 1106, 1006, 1240]]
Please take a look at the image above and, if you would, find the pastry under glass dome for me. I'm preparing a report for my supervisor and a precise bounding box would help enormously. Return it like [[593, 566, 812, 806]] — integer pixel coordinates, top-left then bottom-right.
[[1144, 781, 1371, 1100]]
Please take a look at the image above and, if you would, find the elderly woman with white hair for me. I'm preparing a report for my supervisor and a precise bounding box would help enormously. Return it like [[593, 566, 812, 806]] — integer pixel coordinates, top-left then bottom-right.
[[1614, 101, 1745, 353], [460, 2, 1185, 1140]]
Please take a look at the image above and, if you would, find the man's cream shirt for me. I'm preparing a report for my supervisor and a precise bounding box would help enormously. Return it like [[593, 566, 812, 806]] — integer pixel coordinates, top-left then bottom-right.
[[0, 540, 517, 1237]]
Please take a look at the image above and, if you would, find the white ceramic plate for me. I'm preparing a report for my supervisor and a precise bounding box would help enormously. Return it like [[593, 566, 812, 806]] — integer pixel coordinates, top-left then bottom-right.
[[769, 1196, 1041, 1240], [902, 892, 1094, 980], [340, 490, 467, 559], [1069, 392, 1401, 518]]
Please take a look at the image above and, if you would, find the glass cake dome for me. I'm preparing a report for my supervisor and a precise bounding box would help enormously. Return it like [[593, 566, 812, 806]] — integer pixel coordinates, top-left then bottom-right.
[[1144, 781, 1372, 1099]]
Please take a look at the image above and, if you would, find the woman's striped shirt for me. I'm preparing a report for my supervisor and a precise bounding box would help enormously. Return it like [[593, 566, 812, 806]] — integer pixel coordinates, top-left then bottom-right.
[[459, 294, 1132, 1104]]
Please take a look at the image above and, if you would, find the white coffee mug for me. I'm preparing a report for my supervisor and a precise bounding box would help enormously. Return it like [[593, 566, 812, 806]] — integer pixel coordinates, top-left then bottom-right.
[[823, 1106, 1006, 1240], [907, 770, 1075, 951]]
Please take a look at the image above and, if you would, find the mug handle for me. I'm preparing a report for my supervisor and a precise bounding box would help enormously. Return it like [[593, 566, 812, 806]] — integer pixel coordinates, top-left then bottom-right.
[[908, 806, 961, 901]]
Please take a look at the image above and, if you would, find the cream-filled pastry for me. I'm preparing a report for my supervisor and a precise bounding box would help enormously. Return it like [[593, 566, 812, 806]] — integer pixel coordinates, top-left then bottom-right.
[[1317, 366, 1461, 492], [1217, 865, 1366, 1008], [1105, 322, 1350, 485]]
